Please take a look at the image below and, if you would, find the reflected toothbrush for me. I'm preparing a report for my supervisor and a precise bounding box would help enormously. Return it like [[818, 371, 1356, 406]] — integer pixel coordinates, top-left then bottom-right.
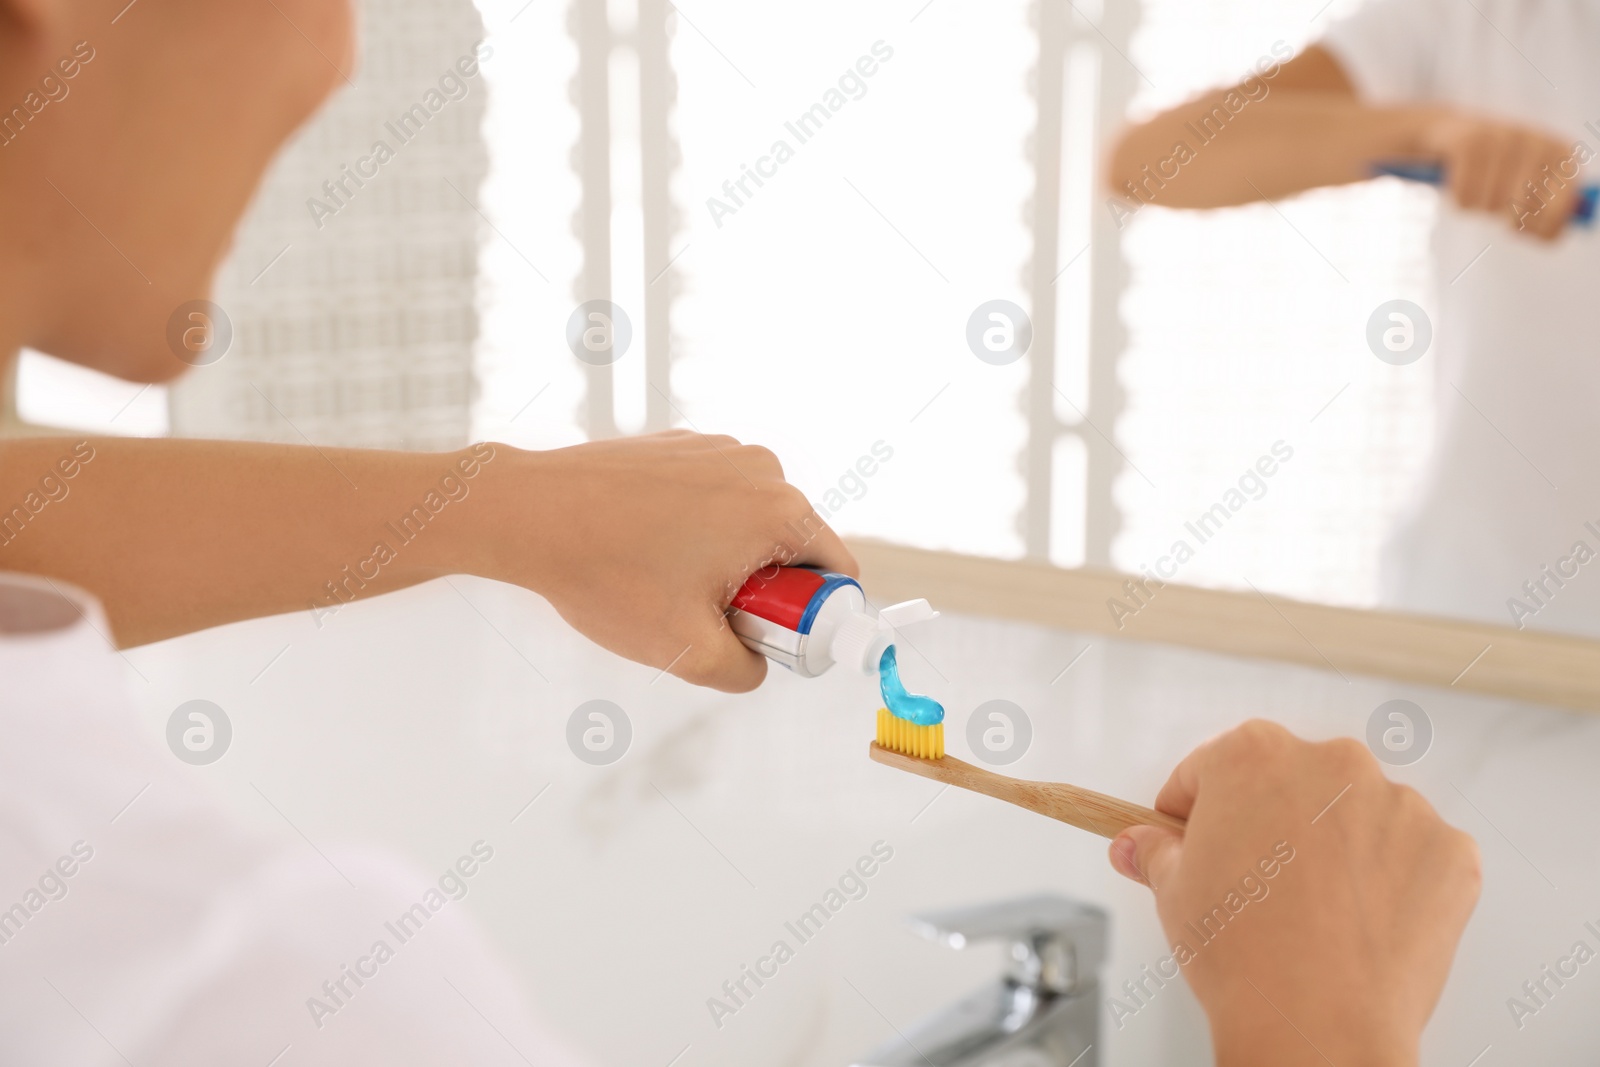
[[1373, 160, 1598, 225]]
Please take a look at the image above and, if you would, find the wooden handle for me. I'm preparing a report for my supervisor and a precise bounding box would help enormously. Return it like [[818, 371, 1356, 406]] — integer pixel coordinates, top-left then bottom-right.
[[869, 742, 1186, 839]]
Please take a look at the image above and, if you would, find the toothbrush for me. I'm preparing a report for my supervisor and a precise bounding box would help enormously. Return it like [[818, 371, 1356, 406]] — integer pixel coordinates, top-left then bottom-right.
[[869, 740, 1186, 839], [1373, 160, 1599, 225], [871, 643, 1182, 837], [728, 566, 1185, 838]]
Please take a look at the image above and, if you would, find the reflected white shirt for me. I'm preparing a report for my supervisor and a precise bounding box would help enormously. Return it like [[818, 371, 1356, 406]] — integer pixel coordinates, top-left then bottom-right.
[[1324, 0, 1600, 636]]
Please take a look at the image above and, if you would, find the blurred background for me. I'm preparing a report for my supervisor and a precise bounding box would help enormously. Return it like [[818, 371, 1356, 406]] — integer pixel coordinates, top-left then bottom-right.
[[16, 0, 1433, 606], [12, 0, 1596, 1064]]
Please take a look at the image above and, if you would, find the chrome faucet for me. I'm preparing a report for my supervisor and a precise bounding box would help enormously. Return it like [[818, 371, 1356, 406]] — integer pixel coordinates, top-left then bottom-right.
[[852, 894, 1108, 1067]]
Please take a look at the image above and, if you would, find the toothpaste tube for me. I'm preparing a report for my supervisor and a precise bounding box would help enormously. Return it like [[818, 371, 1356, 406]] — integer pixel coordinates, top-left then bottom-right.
[[729, 565, 937, 678]]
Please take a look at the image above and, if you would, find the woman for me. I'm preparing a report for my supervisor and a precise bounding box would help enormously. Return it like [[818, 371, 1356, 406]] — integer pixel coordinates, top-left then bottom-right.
[[0, 0, 850, 1060], [0, 0, 1478, 1062]]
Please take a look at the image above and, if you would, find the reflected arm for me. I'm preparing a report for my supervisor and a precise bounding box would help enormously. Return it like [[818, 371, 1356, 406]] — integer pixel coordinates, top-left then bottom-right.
[[1105, 46, 1435, 207]]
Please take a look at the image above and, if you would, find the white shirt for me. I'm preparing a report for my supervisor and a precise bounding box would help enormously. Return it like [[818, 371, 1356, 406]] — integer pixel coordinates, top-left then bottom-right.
[[0, 572, 575, 1065], [1323, 0, 1600, 637]]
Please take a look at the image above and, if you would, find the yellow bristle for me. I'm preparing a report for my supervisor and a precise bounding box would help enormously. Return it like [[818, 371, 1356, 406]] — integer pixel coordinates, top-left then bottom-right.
[[875, 707, 945, 759]]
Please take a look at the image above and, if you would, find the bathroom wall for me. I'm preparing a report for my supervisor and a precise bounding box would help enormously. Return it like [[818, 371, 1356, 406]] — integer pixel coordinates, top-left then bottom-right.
[[168, 0, 487, 452]]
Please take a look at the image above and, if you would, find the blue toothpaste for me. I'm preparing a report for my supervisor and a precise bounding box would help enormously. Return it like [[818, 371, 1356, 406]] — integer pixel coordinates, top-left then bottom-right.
[[878, 645, 944, 726]]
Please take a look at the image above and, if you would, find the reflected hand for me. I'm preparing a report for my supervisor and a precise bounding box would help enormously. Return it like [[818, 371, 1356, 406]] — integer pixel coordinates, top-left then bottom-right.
[[1109, 720, 1480, 1067], [1417, 108, 1582, 239]]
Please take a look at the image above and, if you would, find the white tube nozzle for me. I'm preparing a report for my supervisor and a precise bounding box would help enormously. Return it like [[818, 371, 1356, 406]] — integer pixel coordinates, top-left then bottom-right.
[[829, 598, 940, 675]]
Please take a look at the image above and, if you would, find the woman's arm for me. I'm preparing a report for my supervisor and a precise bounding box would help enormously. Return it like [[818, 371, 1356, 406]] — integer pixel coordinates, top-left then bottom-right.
[[0, 430, 852, 691]]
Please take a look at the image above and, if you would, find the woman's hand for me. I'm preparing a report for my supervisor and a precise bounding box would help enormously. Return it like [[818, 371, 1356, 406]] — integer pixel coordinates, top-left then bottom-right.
[[1109, 720, 1481, 1067], [478, 430, 857, 692]]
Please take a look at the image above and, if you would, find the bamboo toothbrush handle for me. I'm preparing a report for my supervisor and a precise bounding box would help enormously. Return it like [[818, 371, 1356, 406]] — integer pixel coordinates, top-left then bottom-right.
[[869, 742, 1186, 839]]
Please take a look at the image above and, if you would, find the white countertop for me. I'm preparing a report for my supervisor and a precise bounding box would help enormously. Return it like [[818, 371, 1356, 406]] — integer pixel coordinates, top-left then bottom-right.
[[125, 576, 1600, 1066]]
